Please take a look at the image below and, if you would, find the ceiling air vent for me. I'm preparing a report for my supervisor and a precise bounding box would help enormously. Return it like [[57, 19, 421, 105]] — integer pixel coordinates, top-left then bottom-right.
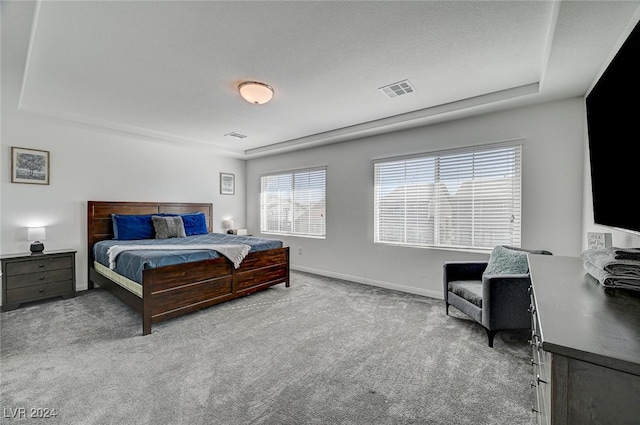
[[224, 132, 247, 139], [378, 79, 415, 99]]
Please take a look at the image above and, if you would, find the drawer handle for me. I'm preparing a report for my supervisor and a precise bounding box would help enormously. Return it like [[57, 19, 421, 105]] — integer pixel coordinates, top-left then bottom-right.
[[39, 276, 45, 280], [529, 335, 542, 350], [39, 288, 45, 293], [38, 264, 45, 268]]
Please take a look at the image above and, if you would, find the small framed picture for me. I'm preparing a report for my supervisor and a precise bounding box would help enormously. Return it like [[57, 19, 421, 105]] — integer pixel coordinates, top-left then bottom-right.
[[220, 172, 235, 195], [11, 147, 50, 185], [587, 232, 612, 250]]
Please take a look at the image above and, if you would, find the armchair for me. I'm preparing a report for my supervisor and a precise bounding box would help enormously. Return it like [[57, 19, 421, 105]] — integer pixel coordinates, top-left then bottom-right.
[[443, 245, 552, 347]]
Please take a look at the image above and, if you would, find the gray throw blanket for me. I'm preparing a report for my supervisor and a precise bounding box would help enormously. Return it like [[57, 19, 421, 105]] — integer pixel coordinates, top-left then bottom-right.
[[580, 247, 640, 290], [107, 244, 251, 270]]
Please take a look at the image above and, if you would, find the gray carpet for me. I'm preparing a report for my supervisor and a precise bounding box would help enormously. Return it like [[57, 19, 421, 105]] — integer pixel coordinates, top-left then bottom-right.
[[1, 271, 534, 425]]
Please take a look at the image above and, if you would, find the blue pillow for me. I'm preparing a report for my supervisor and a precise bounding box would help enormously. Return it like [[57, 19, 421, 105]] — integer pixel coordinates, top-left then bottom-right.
[[111, 214, 155, 240], [164, 212, 208, 236]]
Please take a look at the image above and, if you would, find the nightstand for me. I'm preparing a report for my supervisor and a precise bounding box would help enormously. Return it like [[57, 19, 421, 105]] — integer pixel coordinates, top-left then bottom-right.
[[1, 250, 76, 312]]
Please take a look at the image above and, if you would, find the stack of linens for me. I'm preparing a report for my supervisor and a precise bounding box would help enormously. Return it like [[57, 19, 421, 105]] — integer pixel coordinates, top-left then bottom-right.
[[580, 247, 640, 291]]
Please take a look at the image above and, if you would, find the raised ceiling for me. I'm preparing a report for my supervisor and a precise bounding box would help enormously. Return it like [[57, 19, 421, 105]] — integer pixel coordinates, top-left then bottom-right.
[[7, 1, 640, 158]]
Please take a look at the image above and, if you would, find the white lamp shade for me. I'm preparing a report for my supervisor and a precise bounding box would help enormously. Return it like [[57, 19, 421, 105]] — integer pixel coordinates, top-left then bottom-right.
[[239, 81, 273, 105], [28, 227, 46, 241], [222, 220, 234, 229]]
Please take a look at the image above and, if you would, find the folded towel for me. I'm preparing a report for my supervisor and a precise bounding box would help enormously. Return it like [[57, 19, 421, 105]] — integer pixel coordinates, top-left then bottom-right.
[[612, 247, 640, 260], [580, 248, 640, 277], [583, 259, 640, 291]]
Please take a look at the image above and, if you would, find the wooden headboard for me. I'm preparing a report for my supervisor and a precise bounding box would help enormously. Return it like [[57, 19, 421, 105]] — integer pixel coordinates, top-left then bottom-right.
[[87, 201, 213, 261]]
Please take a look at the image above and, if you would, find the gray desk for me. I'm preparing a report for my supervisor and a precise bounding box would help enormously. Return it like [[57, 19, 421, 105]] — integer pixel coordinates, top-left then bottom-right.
[[528, 255, 640, 425]]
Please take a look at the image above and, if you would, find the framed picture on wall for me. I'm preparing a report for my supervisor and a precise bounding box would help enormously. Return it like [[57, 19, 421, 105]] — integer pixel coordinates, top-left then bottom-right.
[[220, 172, 235, 195], [587, 232, 612, 250], [11, 147, 50, 185]]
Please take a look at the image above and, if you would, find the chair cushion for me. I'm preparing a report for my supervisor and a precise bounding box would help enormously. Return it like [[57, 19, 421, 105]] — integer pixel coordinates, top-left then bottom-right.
[[448, 280, 483, 308], [482, 245, 529, 278]]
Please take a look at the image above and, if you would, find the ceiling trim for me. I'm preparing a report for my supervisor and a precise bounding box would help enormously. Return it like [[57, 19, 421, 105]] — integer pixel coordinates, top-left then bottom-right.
[[244, 82, 540, 158], [539, 0, 562, 91], [17, 0, 41, 110], [17, 104, 246, 156]]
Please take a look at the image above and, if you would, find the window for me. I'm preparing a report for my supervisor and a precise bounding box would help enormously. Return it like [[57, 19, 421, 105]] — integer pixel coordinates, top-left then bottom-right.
[[261, 166, 326, 238], [374, 142, 521, 250]]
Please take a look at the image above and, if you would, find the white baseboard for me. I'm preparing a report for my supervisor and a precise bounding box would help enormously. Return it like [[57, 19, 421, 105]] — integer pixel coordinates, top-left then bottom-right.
[[290, 265, 443, 300]]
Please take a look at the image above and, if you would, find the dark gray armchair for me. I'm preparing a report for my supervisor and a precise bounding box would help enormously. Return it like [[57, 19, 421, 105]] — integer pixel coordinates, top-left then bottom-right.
[[443, 246, 552, 347]]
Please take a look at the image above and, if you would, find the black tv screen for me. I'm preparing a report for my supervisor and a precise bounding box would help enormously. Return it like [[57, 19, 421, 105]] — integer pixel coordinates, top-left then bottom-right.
[[586, 19, 640, 234]]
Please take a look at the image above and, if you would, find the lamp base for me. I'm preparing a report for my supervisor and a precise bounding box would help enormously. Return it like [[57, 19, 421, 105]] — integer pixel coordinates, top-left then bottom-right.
[[30, 241, 44, 254]]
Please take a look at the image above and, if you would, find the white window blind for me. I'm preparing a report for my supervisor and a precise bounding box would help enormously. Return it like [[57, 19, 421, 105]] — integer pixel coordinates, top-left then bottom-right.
[[374, 143, 522, 250], [261, 166, 326, 238]]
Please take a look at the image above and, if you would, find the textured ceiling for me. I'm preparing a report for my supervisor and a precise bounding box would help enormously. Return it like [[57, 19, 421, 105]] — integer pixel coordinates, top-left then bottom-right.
[[6, 1, 640, 158]]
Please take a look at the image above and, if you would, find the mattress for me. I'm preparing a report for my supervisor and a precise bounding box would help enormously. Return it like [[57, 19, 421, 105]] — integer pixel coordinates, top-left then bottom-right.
[[93, 233, 283, 284]]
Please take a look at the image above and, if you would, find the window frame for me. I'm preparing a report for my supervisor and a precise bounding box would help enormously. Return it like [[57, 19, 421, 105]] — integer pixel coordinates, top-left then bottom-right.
[[260, 166, 327, 239], [373, 141, 522, 251]]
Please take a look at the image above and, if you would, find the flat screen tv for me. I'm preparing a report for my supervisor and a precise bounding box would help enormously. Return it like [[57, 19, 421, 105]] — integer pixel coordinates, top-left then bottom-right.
[[586, 18, 640, 234]]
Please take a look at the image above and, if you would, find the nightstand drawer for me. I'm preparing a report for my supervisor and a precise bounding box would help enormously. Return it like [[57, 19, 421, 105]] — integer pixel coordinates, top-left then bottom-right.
[[5, 268, 73, 289], [6, 280, 73, 303], [5, 256, 72, 276]]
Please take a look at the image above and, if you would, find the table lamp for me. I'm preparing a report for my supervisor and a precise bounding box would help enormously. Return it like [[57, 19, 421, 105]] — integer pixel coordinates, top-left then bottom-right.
[[28, 227, 46, 254], [223, 219, 234, 234]]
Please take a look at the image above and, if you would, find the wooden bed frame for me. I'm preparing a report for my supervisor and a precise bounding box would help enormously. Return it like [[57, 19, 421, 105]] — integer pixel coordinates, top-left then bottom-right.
[[87, 201, 289, 335]]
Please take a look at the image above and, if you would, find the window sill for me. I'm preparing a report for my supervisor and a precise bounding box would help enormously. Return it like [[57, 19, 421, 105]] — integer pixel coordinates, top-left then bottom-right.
[[261, 232, 326, 240], [373, 242, 492, 254]]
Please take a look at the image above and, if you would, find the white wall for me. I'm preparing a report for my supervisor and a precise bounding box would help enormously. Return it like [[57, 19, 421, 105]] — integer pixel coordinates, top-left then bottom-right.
[[247, 98, 586, 298], [0, 112, 246, 292]]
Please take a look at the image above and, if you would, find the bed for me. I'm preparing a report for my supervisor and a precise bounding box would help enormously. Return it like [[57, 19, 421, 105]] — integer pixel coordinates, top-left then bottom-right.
[[87, 201, 290, 335]]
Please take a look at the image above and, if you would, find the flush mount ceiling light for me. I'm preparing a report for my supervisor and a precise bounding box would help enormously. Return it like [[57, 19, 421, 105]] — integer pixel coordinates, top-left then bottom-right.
[[238, 81, 274, 105]]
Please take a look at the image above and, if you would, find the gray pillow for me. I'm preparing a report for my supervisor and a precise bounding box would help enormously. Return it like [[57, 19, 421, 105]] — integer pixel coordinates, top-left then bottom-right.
[[482, 245, 529, 278], [152, 215, 186, 239]]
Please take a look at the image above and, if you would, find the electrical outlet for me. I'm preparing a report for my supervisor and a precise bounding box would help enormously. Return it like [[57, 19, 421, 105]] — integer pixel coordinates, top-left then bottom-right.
[[298, 247, 303, 255]]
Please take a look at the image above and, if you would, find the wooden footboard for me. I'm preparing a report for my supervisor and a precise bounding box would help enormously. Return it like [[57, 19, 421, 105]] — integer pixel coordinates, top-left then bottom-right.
[[141, 247, 289, 335], [87, 201, 290, 335]]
